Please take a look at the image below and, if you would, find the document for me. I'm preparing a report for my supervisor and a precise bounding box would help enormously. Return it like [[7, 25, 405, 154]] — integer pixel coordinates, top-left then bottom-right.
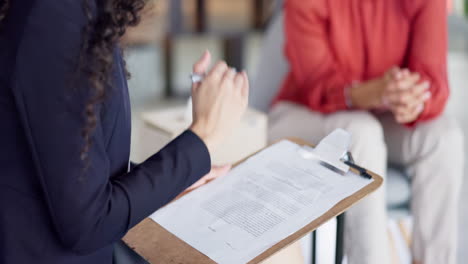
[[150, 140, 372, 264]]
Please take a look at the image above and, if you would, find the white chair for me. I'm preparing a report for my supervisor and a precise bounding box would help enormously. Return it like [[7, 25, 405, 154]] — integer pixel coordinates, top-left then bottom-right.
[[250, 12, 412, 264]]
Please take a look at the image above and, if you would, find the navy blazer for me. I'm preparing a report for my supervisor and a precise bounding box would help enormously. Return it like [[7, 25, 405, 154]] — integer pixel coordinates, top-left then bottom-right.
[[0, 1, 211, 263]]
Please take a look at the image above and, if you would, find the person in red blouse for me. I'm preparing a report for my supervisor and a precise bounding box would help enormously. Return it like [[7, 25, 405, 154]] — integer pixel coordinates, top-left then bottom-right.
[[269, 0, 464, 264]]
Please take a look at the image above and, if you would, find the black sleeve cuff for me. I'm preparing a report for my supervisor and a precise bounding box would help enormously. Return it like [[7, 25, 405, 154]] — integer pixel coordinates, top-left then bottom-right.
[[182, 129, 212, 174], [120, 130, 212, 229]]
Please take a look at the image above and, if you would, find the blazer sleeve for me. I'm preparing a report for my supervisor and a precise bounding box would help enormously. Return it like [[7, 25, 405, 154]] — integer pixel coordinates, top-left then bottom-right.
[[283, 0, 351, 113], [406, 0, 449, 124], [11, 1, 210, 255]]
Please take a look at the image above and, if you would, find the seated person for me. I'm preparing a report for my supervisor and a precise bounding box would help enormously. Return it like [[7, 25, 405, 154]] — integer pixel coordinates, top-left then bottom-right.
[[268, 1, 464, 264]]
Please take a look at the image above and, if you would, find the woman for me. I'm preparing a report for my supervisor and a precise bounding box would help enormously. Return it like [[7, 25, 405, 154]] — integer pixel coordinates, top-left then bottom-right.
[[0, 0, 249, 263], [269, 0, 464, 264]]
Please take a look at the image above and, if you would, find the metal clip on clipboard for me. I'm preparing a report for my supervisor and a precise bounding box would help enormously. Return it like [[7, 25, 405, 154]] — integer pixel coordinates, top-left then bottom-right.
[[298, 129, 372, 179]]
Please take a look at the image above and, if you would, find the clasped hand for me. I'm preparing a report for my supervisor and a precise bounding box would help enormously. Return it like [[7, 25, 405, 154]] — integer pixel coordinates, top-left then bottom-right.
[[381, 67, 431, 123], [351, 67, 431, 124]]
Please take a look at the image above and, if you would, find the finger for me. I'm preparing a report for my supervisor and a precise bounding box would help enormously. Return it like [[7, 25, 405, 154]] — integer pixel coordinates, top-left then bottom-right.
[[407, 91, 431, 110], [191, 172, 213, 188], [401, 68, 411, 77], [222, 68, 237, 85], [385, 89, 406, 105], [209, 165, 232, 179], [208, 61, 229, 83], [384, 79, 399, 93], [386, 66, 401, 81], [395, 104, 424, 124], [189, 178, 208, 190], [394, 68, 404, 80], [395, 114, 407, 124], [203, 165, 231, 185], [175, 178, 206, 200], [175, 165, 231, 200], [404, 82, 431, 109], [241, 71, 250, 99], [395, 110, 410, 124], [390, 81, 430, 108], [395, 73, 420, 91], [234, 71, 245, 89], [411, 81, 431, 97], [193, 50, 212, 74]]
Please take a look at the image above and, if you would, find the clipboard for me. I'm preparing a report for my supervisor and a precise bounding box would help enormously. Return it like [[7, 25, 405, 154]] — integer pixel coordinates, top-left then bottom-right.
[[123, 134, 383, 264]]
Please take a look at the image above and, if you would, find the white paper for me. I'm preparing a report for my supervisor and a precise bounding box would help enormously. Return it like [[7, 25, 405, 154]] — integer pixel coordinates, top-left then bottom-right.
[[150, 140, 373, 264], [307, 128, 351, 173]]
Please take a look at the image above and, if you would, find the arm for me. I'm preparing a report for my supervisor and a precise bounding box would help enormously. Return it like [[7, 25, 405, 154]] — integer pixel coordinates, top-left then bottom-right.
[[12, 2, 210, 254], [284, 0, 351, 113], [405, 0, 449, 123]]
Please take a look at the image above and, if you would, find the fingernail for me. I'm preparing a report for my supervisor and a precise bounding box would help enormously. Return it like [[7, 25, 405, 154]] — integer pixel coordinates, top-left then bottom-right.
[[418, 105, 424, 113], [424, 91, 432, 100]]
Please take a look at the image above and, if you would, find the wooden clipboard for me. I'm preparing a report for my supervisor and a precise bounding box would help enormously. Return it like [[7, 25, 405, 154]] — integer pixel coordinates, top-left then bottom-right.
[[122, 138, 383, 264]]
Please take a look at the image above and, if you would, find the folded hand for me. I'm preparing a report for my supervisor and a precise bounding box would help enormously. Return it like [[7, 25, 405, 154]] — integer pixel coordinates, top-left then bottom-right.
[[382, 68, 431, 123]]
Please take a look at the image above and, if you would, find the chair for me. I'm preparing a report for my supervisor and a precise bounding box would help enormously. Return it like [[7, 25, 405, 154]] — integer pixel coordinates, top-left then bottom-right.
[[250, 12, 411, 264]]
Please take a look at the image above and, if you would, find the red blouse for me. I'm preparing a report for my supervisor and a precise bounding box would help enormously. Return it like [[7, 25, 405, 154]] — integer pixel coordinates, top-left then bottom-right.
[[274, 0, 449, 124]]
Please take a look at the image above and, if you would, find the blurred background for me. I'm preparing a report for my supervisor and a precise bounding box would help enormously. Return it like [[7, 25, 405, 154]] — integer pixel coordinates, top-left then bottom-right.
[[122, 0, 468, 263]]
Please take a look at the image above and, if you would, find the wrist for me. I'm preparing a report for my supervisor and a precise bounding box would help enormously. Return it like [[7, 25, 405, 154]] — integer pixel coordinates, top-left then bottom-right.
[[344, 82, 358, 108], [350, 79, 386, 110], [350, 84, 374, 109], [189, 122, 215, 154]]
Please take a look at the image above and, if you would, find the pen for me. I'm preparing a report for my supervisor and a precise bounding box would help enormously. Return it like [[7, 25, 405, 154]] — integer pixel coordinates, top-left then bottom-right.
[[191, 68, 238, 83], [190, 73, 205, 84], [341, 151, 372, 179], [343, 160, 372, 179]]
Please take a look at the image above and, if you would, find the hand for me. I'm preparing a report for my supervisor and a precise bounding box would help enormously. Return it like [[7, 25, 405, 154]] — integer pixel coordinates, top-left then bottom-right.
[[350, 67, 431, 123], [189, 51, 249, 153], [349, 68, 399, 110], [175, 165, 231, 200], [350, 67, 420, 110], [350, 78, 387, 109], [383, 69, 431, 123], [389, 82, 431, 124]]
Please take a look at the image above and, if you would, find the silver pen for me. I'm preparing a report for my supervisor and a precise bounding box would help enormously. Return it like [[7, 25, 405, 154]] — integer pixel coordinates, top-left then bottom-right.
[[191, 68, 237, 83], [190, 73, 205, 84]]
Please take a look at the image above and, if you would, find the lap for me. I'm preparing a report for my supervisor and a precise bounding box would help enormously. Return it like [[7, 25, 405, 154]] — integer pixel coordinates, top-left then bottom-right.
[[270, 103, 463, 164], [268, 102, 325, 144], [268, 102, 384, 146], [379, 113, 464, 166]]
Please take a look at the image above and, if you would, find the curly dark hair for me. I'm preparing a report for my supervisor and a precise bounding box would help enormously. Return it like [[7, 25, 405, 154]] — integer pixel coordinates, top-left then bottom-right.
[[0, 0, 146, 164]]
